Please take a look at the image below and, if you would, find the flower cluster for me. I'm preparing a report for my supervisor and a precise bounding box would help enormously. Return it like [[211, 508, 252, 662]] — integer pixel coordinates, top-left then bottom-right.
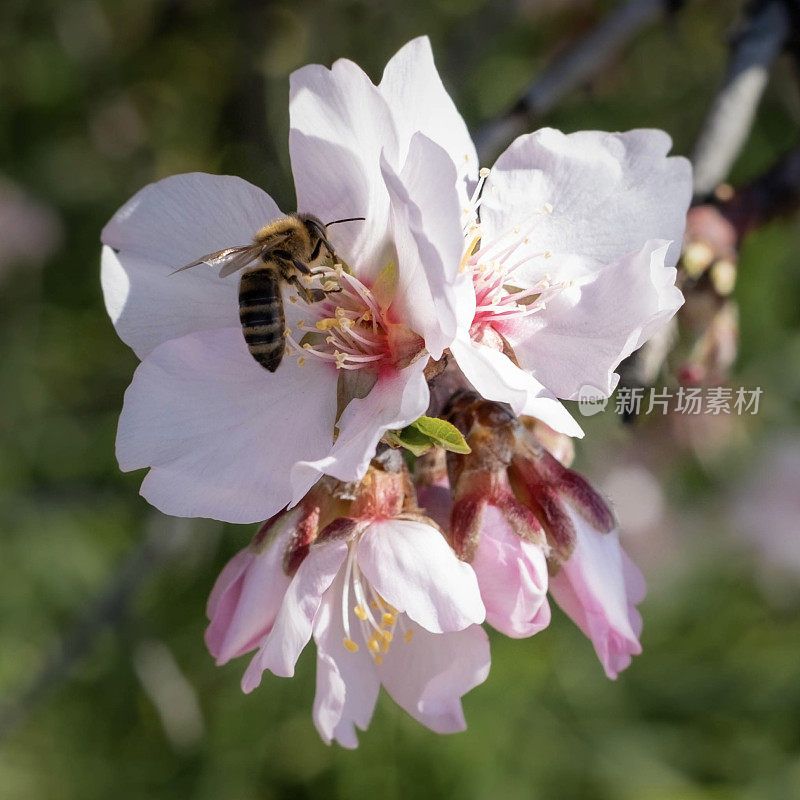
[[101, 37, 690, 746]]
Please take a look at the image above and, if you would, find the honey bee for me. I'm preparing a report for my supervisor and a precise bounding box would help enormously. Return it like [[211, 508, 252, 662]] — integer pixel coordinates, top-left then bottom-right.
[[175, 214, 363, 372]]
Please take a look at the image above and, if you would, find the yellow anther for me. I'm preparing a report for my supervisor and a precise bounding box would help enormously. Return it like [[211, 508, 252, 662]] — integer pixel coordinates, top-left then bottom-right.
[[343, 638, 359, 653], [334, 351, 347, 368], [354, 605, 368, 621], [283, 327, 291, 337], [339, 317, 353, 329], [296, 319, 306, 329], [289, 296, 298, 303], [381, 639, 389, 653], [315, 318, 339, 331], [362, 310, 372, 322], [302, 342, 313, 350], [479, 167, 490, 177], [323, 281, 338, 291], [374, 654, 383, 665], [297, 357, 306, 367], [326, 336, 335, 344], [382, 613, 395, 626], [369, 600, 379, 610], [367, 637, 380, 654], [303, 274, 313, 285], [380, 629, 393, 643], [544, 251, 551, 259], [404, 629, 414, 643]]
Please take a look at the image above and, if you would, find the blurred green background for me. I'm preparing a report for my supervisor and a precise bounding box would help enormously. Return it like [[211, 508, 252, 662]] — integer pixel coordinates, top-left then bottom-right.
[[1, 0, 800, 798]]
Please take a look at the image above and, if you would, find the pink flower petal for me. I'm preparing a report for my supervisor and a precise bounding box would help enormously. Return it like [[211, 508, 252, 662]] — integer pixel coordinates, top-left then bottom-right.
[[379, 622, 490, 734], [101, 173, 281, 357], [242, 539, 349, 690], [549, 510, 644, 679], [357, 519, 485, 634], [117, 327, 338, 524], [472, 505, 551, 638], [205, 511, 299, 665]]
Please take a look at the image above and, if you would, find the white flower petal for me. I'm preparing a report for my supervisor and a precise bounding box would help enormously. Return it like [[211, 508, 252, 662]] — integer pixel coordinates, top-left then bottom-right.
[[357, 519, 485, 634], [289, 359, 429, 501], [379, 622, 490, 734], [450, 334, 584, 437], [242, 539, 349, 690], [481, 128, 691, 269], [505, 241, 683, 399], [101, 173, 282, 357], [289, 59, 398, 282], [379, 36, 478, 195], [117, 327, 338, 524], [380, 133, 474, 358], [312, 569, 380, 748]]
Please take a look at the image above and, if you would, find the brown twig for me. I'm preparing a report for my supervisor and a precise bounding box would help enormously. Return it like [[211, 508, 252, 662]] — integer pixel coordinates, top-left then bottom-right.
[[474, 0, 686, 161], [691, 0, 793, 199]]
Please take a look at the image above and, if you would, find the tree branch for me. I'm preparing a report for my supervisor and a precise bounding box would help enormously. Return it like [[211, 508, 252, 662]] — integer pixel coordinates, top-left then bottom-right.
[[691, 0, 793, 198], [474, 0, 685, 161]]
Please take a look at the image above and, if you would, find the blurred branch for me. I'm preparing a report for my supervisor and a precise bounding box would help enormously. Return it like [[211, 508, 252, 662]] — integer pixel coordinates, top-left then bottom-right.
[[474, 0, 686, 161], [619, 0, 798, 396], [718, 142, 800, 236], [0, 515, 202, 742], [691, 0, 793, 199]]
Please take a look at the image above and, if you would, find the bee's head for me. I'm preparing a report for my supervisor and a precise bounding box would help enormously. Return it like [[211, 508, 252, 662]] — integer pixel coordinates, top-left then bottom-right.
[[298, 213, 365, 262]]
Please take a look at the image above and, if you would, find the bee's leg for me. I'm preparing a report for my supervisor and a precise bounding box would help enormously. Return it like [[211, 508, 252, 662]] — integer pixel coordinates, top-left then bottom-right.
[[289, 274, 326, 304]]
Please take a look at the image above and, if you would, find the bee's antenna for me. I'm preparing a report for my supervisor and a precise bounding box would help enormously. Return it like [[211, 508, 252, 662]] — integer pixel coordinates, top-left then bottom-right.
[[325, 217, 366, 227]]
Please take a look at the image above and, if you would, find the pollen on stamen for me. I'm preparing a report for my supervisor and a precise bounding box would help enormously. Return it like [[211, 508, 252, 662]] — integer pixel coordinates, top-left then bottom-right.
[[297, 356, 306, 366], [382, 613, 395, 626], [296, 319, 305, 329], [343, 638, 359, 653], [367, 637, 380, 654], [283, 327, 291, 337], [354, 605, 368, 621], [479, 167, 490, 177]]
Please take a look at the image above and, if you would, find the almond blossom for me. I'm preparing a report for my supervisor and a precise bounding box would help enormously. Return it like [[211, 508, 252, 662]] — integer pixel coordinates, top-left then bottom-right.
[[101, 40, 473, 524], [206, 457, 489, 748]]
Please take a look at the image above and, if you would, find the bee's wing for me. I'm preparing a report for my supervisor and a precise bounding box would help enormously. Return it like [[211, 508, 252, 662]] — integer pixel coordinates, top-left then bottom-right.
[[171, 244, 263, 277], [171, 232, 292, 278]]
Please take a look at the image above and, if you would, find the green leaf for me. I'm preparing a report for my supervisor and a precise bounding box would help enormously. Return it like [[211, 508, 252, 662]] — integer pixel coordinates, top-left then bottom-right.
[[382, 427, 433, 457], [409, 416, 471, 454]]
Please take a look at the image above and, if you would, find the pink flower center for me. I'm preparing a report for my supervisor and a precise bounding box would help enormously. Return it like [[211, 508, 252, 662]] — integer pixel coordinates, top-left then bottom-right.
[[284, 267, 395, 371], [462, 170, 565, 349]]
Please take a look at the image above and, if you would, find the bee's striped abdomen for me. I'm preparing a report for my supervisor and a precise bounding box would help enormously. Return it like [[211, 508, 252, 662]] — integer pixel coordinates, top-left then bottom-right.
[[238, 267, 285, 372]]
